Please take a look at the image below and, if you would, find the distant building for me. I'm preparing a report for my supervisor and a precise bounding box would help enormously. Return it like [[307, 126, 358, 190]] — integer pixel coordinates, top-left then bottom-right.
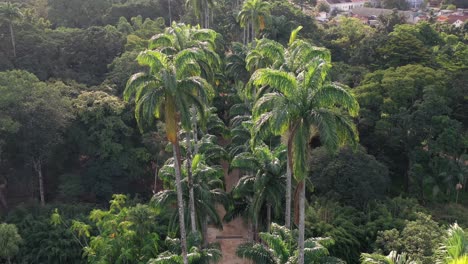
[[439, 14, 468, 27], [351, 7, 418, 23], [407, 0, 423, 9], [323, 0, 368, 12]]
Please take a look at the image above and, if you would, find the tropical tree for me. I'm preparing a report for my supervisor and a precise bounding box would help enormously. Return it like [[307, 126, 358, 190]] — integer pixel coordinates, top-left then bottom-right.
[[249, 31, 359, 264], [230, 145, 286, 233], [238, 0, 271, 43], [124, 46, 214, 264], [0, 223, 22, 264], [0, 2, 23, 57], [154, 153, 227, 240], [236, 223, 344, 263], [148, 23, 220, 234]]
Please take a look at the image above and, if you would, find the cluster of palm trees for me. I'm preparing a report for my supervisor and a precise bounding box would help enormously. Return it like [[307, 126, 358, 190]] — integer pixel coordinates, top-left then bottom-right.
[[125, 16, 359, 263]]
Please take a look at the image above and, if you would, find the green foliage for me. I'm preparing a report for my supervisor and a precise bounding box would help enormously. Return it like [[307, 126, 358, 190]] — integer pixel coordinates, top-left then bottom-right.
[[305, 197, 424, 263], [0, 223, 22, 262], [63, 90, 152, 202], [361, 251, 417, 264], [148, 232, 222, 264], [227, 145, 286, 228], [436, 223, 468, 263], [71, 195, 164, 264], [375, 213, 443, 264], [154, 153, 226, 233], [6, 203, 92, 264], [236, 223, 343, 263], [309, 146, 390, 209]]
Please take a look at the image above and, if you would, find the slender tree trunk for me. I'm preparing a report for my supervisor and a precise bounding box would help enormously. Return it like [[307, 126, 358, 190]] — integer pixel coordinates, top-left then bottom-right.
[[168, 0, 172, 24], [200, 0, 205, 27], [192, 109, 199, 154], [298, 181, 305, 264], [153, 162, 159, 194], [173, 143, 188, 264], [252, 22, 256, 41], [7, 257, 11, 264], [204, 0, 209, 28], [33, 159, 45, 206], [186, 131, 197, 233], [266, 203, 271, 232], [9, 22, 16, 58], [243, 27, 246, 44], [285, 129, 294, 229], [247, 23, 250, 43], [202, 217, 208, 247]]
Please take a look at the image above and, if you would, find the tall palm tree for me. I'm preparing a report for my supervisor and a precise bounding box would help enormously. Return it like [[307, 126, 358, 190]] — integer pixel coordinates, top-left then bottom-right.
[[230, 145, 286, 233], [149, 23, 219, 234], [249, 33, 359, 264], [154, 153, 227, 237], [236, 223, 344, 264], [247, 28, 330, 230], [238, 0, 270, 43], [124, 49, 213, 264], [0, 2, 23, 58]]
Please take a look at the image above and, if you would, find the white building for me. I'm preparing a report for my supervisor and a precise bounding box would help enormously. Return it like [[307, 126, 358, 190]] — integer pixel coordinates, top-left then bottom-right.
[[407, 0, 423, 9], [324, 0, 368, 12]]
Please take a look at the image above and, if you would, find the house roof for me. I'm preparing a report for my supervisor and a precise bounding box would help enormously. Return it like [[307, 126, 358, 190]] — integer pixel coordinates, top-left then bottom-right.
[[351, 7, 413, 18], [446, 15, 468, 23], [325, 0, 366, 4]]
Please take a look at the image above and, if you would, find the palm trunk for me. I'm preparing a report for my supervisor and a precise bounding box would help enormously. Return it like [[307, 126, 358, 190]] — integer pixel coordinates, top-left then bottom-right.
[[266, 203, 272, 232], [153, 163, 159, 194], [204, 0, 209, 28], [9, 22, 16, 58], [173, 143, 188, 264], [33, 159, 45, 206], [168, 0, 172, 24], [285, 127, 295, 229], [186, 131, 197, 233], [252, 21, 256, 41], [202, 218, 208, 247], [192, 109, 199, 154], [298, 181, 306, 264]]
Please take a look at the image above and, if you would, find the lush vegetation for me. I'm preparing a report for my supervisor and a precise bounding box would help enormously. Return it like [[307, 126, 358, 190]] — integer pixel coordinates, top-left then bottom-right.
[[0, 0, 467, 264]]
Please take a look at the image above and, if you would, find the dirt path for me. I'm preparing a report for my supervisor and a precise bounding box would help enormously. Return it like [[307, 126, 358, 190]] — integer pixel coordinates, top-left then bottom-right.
[[206, 159, 251, 264]]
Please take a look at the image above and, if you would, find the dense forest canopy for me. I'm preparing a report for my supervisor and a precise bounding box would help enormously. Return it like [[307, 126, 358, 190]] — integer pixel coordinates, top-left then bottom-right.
[[0, 0, 467, 263]]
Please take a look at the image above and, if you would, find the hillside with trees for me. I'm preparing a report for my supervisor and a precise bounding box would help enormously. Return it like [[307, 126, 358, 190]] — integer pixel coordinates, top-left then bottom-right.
[[0, 0, 467, 263]]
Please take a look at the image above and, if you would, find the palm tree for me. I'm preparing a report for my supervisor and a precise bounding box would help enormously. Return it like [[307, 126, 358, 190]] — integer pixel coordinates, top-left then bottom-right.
[[124, 49, 213, 264], [0, 2, 23, 58], [149, 233, 222, 264], [249, 33, 359, 264], [361, 251, 417, 264], [238, 0, 270, 43], [230, 145, 286, 233], [435, 223, 468, 264], [236, 223, 344, 263], [149, 23, 219, 235], [154, 153, 227, 242], [186, 0, 215, 28]]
